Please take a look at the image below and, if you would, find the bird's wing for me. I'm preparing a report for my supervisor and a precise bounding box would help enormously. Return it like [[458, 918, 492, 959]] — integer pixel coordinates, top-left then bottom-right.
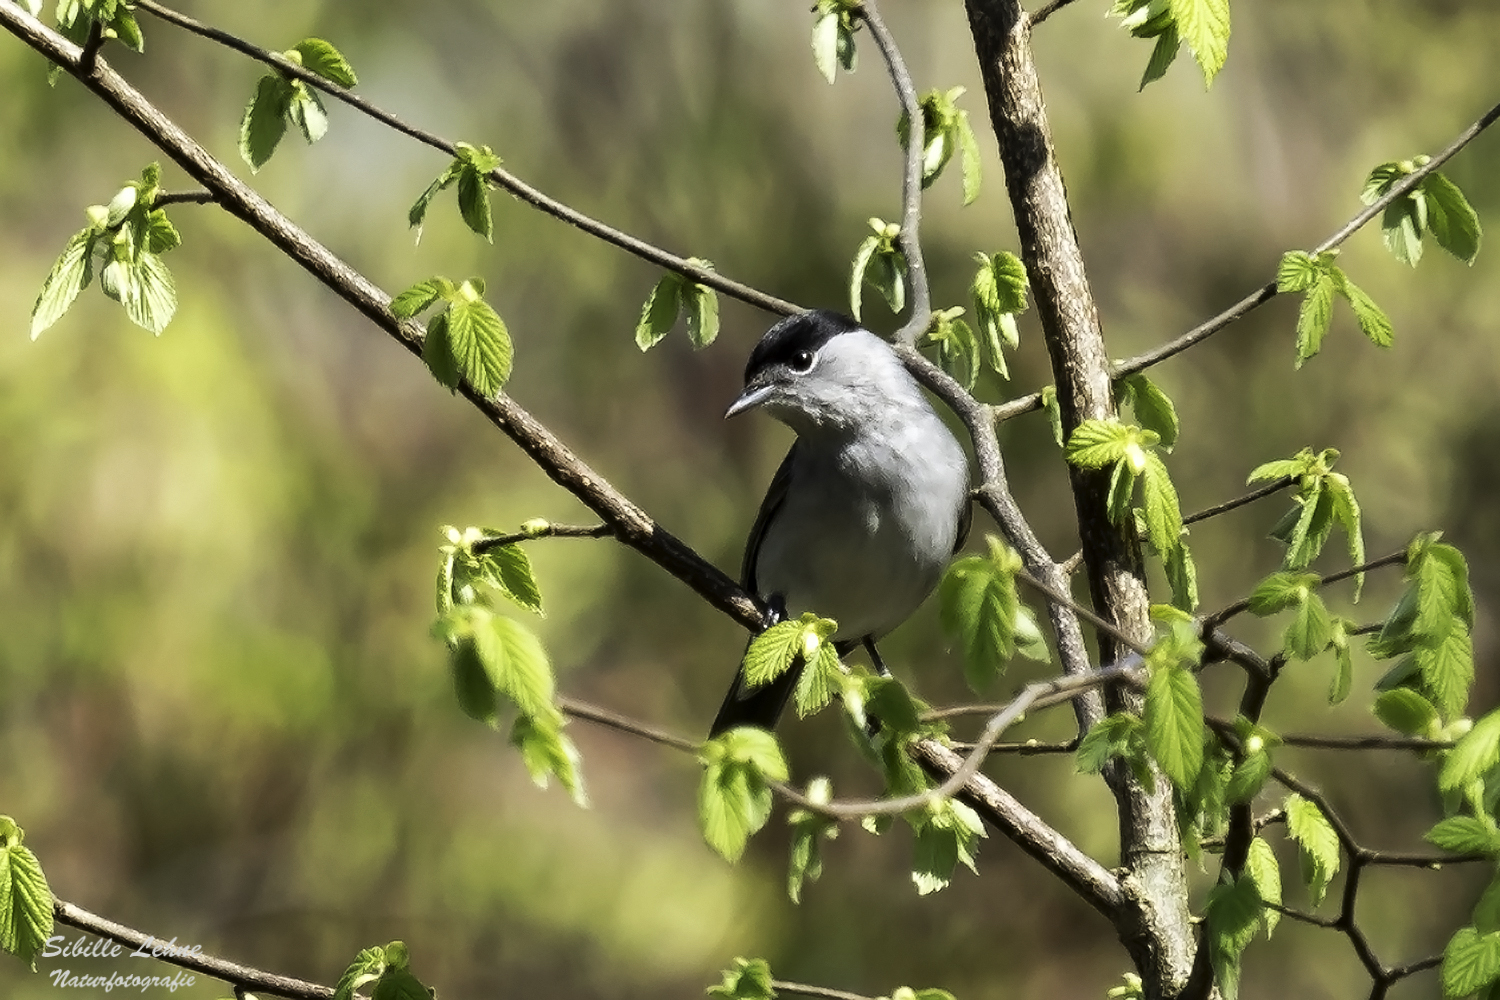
[[741, 441, 800, 596]]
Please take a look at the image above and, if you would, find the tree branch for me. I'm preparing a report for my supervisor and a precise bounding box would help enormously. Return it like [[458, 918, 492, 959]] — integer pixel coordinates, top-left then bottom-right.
[[771, 981, 877, 1000], [855, 0, 932, 345], [53, 899, 332, 1000], [1183, 477, 1294, 527], [471, 522, 612, 554], [1029, 0, 1083, 28], [130, 0, 800, 316]]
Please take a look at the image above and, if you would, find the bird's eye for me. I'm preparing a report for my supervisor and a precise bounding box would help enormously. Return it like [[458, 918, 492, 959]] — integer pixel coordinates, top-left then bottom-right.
[[789, 349, 816, 373]]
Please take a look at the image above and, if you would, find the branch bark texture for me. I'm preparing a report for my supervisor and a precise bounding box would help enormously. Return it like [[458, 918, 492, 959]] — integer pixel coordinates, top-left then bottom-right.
[[961, 2, 1198, 995]]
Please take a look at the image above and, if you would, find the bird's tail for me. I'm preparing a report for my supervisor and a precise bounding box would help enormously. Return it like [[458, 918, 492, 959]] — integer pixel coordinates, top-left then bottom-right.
[[708, 651, 803, 738]]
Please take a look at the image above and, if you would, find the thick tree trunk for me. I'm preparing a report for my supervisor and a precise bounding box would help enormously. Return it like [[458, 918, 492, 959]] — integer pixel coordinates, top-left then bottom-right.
[[960, 2, 1205, 996]]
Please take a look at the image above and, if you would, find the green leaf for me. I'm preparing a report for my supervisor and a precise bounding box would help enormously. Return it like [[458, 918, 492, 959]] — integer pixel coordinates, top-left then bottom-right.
[[287, 83, 328, 144], [1440, 709, 1500, 794], [1426, 817, 1500, 858], [239, 74, 291, 172], [849, 234, 880, 322], [391, 278, 445, 319], [145, 209, 180, 254], [1144, 663, 1204, 789], [786, 780, 836, 901], [511, 714, 587, 807], [1140, 453, 1183, 554], [407, 163, 460, 243], [1227, 751, 1271, 805], [487, 543, 543, 615], [939, 549, 1024, 692], [30, 228, 96, 339], [1247, 572, 1319, 617], [1284, 793, 1340, 906], [1205, 871, 1262, 969], [1373, 688, 1439, 737], [1065, 419, 1135, 469], [372, 969, 430, 1000], [910, 800, 985, 895], [794, 643, 843, 718], [1418, 625, 1473, 723], [422, 311, 461, 390], [1324, 474, 1365, 599], [1294, 274, 1336, 368], [1122, 375, 1179, 450], [1284, 591, 1332, 662], [1077, 713, 1143, 774], [445, 294, 513, 398], [465, 613, 554, 720], [1444, 927, 1500, 998], [1383, 198, 1425, 267], [1424, 171, 1482, 265], [1329, 620, 1354, 705], [1169, 0, 1230, 85], [125, 251, 176, 335], [956, 110, 982, 206], [699, 729, 789, 862], [685, 283, 720, 349], [1335, 275, 1393, 350], [456, 167, 494, 242], [1138, 25, 1180, 90], [1476, 878, 1500, 936], [743, 620, 809, 689], [1284, 483, 1334, 570], [333, 946, 387, 1000], [1166, 542, 1199, 613], [866, 248, 907, 316], [1040, 385, 1065, 448], [0, 819, 53, 971], [294, 37, 358, 87], [635, 273, 684, 351], [709, 957, 776, 1000], [110, 6, 143, 52], [1246, 836, 1282, 938], [811, 12, 839, 84]]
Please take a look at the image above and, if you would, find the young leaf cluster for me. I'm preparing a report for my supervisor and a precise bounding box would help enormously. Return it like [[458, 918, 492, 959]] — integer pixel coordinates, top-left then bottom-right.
[[1369, 533, 1476, 727], [786, 777, 838, 902], [409, 142, 503, 243], [51, 0, 143, 70], [699, 727, 790, 862], [634, 261, 720, 351], [0, 817, 54, 971], [1066, 418, 1197, 609], [851, 217, 908, 321], [1362, 158, 1483, 267], [1246, 572, 1355, 700], [31, 163, 180, 339], [740, 612, 844, 719], [432, 525, 585, 806], [1205, 838, 1281, 1000], [1276, 250, 1393, 368], [238, 39, 358, 172], [969, 251, 1028, 380], [1115, 374, 1179, 451], [895, 87, 982, 206], [393, 276, 514, 398], [332, 941, 432, 1000], [1109, 0, 1231, 90], [937, 535, 1048, 694], [810, 0, 859, 84], [1250, 447, 1365, 596]]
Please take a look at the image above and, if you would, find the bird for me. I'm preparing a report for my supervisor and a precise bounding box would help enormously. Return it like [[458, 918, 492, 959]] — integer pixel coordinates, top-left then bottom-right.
[[709, 309, 971, 738]]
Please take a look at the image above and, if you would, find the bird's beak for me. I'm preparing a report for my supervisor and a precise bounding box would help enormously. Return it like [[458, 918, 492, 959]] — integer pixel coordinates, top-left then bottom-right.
[[725, 382, 775, 418]]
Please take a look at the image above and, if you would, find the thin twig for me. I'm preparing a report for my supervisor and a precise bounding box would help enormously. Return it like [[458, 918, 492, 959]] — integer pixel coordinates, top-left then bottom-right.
[[772, 981, 876, 1000], [856, 0, 932, 345], [131, 0, 800, 316], [558, 696, 700, 754], [1029, 0, 1083, 28], [54, 899, 332, 1000], [155, 189, 216, 206], [1114, 95, 1500, 379], [1017, 568, 1151, 657], [1205, 549, 1407, 629], [1279, 733, 1451, 752], [776, 657, 1143, 819], [472, 522, 611, 554], [1183, 477, 1295, 526]]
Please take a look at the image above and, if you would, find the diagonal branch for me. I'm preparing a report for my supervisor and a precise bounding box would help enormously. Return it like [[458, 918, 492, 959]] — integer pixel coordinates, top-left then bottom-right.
[[131, 0, 800, 316]]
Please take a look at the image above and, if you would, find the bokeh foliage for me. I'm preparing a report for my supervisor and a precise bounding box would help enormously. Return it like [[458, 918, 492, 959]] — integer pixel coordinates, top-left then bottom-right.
[[1, 0, 1498, 997]]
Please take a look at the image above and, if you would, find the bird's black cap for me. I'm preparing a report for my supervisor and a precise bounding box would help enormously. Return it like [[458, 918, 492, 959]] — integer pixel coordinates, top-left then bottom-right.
[[744, 310, 861, 382]]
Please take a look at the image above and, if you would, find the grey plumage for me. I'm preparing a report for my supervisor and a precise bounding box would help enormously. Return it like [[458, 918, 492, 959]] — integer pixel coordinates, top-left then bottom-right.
[[710, 310, 971, 737]]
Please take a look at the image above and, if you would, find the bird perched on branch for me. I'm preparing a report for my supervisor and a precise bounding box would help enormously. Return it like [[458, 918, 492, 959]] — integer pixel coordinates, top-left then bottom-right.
[[709, 310, 971, 737]]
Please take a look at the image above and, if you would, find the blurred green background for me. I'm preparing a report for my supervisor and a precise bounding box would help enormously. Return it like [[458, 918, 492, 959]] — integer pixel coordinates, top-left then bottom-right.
[[1, 1, 1498, 997]]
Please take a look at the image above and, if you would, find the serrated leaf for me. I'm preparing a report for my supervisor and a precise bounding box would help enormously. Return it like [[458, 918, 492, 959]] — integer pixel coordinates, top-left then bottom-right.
[[1227, 751, 1271, 804], [1123, 374, 1179, 450], [111, 6, 143, 52], [1144, 663, 1204, 789], [911, 800, 984, 895], [1140, 453, 1183, 554], [288, 84, 328, 144], [1284, 793, 1340, 906], [794, 643, 842, 718], [1427, 816, 1500, 857], [445, 296, 513, 398], [699, 729, 788, 862], [1419, 625, 1474, 723], [1336, 276, 1393, 350], [686, 283, 719, 349], [1166, 542, 1199, 612], [1138, 25, 1180, 90], [476, 615, 554, 720], [239, 75, 291, 172], [511, 714, 587, 807], [1285, 484, 1334, 570], [1324, 474, 1365, 600], [1373, 688, 1438, 736], [1383, 199, 1424, 267], [392, 279, 444, 319], [1077, 713, 1141, 774], [743, 620, 807, 688], [1169, 0, 1230, 85], [939, 553, 1021, 692], [709, 957, 776, 1000], [1247, 572, 1317, 616], [849, 235, 880, 321], [455, 167, 494, 242], [145, 210, 180, 254], [0, 826, 53, 970], [1284, 591, 1332, 661], [1444, 927, 1500, 998], [1066, 419, 1134, 469], [422, 311, 461, 390], [294, 37, 358, 87], [372, 969, 430, 1000], [30, 228, 96, 339], [1294, 274, 1336, 368], [956, 110, 981, 206], [1424, 171, 1482, 265], [333, 946, 388, 1000], [867, 249, 907, 316], [488, 544, 543, 614], [1246, 836, 1282, 938]]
